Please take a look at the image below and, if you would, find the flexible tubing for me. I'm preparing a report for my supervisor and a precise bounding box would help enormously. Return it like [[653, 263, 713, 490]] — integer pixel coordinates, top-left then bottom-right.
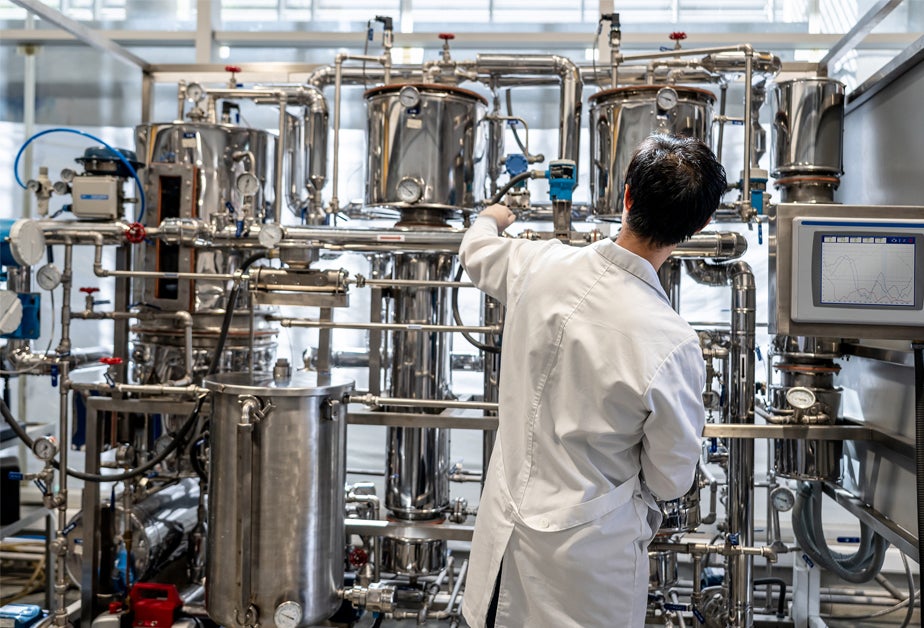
[[14, 127, 146, 223]]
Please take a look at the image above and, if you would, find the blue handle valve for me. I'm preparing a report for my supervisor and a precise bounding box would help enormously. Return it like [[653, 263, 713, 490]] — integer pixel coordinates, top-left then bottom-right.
[[50, 364, 59, 388]]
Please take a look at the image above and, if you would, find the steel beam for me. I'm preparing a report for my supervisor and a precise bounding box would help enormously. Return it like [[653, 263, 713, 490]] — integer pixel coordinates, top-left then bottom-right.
[[820, 0, 905, 74]]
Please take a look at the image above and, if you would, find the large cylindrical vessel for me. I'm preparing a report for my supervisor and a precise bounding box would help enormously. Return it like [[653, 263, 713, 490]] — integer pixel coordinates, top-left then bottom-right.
[[133, 123, 279, 381], [364, 84, 487, 226], [771, 78, 845, 178], [382, 253, 454, 575], [204, 372, 353, 628], [589, 85, 716, 218]]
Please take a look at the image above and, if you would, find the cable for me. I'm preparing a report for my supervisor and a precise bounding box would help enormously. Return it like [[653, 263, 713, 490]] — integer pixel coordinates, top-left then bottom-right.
[[0, 394, 206, 484], [13, 127, 146, 223], [207, 253, 266, 376], [504, 90, 530, 157], [487, 170, 534, 206], [451, 264, 500, 355]]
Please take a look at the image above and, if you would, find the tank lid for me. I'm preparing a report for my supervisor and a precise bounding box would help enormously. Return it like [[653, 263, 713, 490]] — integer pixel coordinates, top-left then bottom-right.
[[203, 372, 353, 396], [589, 84, 716, 103], [363, 82, 488, 105]]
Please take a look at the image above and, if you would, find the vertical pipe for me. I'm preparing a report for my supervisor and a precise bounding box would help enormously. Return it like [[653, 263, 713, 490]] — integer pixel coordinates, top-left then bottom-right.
[[274, 95, 287, 221], [716, 82, 728, 162], [330, 54, 345, 214], [53, 361, 70, 627], [56, 242, 73, 356], [726, 262, 756, 628], [481, 294, 503, 490], [741, 49, 754, 216]]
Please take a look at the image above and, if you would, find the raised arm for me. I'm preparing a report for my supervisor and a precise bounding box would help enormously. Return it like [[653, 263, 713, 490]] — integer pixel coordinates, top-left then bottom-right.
[[458, 204, 526, 304]]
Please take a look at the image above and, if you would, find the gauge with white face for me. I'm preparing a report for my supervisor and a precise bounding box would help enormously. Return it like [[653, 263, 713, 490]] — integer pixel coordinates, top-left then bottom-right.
[[186, 82, 205, 103], [785, 387, 817, 410], [273, 601, 302, 628], [656, 87, 679, 111], [36, 264, 63, 291], [0, 290, 23, 335], [396, 177, 424, 204], [32, 435, 58, 461], [10, 219, 47, 266], [770, 486, 795, 512], [60, 169, 76, 182], [53, 181, 70, 196], [236, 172, 261, 196], [258, 223, 283, 249], [399, 85, 421, 108]]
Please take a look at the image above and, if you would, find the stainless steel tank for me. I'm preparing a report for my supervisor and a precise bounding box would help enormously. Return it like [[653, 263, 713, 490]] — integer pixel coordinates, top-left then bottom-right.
[[382, 252, 454, 575], [771, 78, 845, 178], [589, 85, 716, 218], [204, 372, 353, 628], [133, 122, 279, 380], [657, 469, 702, 535], [364, 84, 487, 226]]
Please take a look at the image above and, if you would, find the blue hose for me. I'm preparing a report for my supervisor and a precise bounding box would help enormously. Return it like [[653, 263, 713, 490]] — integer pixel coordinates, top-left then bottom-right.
[[13, 127, 146, 224]]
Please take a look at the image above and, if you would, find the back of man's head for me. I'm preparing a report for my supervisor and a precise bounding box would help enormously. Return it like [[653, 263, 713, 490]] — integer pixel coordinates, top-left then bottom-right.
[[623, 134, 727, 248]]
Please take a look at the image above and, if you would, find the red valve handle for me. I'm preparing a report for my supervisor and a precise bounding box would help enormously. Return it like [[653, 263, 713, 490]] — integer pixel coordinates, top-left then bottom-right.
[[348, 547, 369, 568], [669, 32, 687, 41], [80, 287, 100, 294], [125, 222, 146, 244], [225, 65, 242, 73], [438, 33, 455, 41], [100, 357, 123, 366]]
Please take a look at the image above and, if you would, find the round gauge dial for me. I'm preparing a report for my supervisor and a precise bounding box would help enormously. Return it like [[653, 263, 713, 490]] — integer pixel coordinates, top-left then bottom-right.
[[10, 219, 47, 267], [273, 601, 302, 628], [770, 486, 795, 512], [656, 87, 679, 111], [186, 82, 205, 103], [32, 436, 58, 461], [236, 172, 261, 196], [53, 181, 70, 196], [0, 290, 23, 335], [60, 168, 76, 183], [396, 177, 424, 204], [785, 386, 817, 410], [36, 264, 63, 291], [258, 223, 284, 249], [399, 85, 421, 108]]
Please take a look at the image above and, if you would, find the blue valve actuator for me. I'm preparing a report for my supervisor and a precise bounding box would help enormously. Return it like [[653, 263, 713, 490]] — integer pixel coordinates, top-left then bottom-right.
[[8, 471, 24, 481], [546, 159, 577, 202], [505, 154, 529, 177], [50, 364, 59, 387]]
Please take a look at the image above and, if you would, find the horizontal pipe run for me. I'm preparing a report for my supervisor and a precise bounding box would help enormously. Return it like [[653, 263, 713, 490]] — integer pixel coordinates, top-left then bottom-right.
[[350, 394, 498, 411], [272, 318, 500, 334], [66, 381, 205, 397], [353, 278, 475, 289]]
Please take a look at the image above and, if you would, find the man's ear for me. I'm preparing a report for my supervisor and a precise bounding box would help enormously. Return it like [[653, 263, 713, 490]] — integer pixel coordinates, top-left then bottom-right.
[[623, 185, 633, 212]]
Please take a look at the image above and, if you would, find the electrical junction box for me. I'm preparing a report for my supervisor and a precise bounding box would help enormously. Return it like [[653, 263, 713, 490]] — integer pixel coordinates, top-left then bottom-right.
[[72, 176, 121, 220], [0, 604, 43, 628]]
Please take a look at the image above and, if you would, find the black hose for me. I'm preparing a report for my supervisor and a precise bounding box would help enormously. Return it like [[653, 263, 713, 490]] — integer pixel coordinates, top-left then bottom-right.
[[793, 481, 888, 584], [753, 577, 787, 618], [451, 264, 501, 355], [914, 343, 923, 590], [488, 170, 533, 206], [207, 253, 266, 376], [1, 394, 206, 483]]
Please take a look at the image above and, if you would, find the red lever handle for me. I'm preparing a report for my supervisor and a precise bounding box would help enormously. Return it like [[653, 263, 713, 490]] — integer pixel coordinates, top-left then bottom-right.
[[225, 65, 242, 73], [438, 33, 455, 41], [669, 32, 687, 41], [100, 357, 123, 366], [80, 287, 100, 295]]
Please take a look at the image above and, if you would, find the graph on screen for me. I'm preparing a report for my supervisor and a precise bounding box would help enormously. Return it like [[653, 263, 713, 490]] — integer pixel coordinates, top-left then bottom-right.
[[820, 235, 915, 306]]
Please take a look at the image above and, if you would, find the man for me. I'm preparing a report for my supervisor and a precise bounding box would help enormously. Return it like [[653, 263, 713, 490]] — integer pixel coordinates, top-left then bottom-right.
[[459, 134, 727, 628]]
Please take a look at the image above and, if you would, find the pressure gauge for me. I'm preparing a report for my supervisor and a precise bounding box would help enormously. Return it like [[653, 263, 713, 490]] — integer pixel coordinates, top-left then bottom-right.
[[785, 386, 817, 410], [273, 601, 302, 628], [186, 82, 205, 103], [60, 168, 76, 183], [770, 486, 795, 512], [53, 181, 71, 196], [396, 177, 424, 204], [32, 435, 58, 461], [656, 87, 679, 111], [236, 172, 261, 196], [398, 85, 421, 108], [258, 223, 284, 249], [0, 290, 23, 335], [36, 264, 63, 291], [9, 219, 47, 266]]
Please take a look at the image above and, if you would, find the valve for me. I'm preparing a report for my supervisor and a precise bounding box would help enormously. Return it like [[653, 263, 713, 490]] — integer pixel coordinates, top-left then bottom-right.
[[81, 286, 108, 312], [125, 222, 146, 244], [79, 287, 99, 295], [669, 31, 687, 49], [349, 547, 369, 569], [438, 32, 455, 61], [225, 65, 242, 88], [100, 356, 123, 387]]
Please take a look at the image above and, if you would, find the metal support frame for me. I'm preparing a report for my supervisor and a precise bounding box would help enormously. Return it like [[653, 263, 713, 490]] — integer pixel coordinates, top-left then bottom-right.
[[820, 0, 905, 75]]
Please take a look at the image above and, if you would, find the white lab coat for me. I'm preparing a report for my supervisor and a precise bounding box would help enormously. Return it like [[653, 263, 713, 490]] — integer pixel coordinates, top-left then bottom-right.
[[459, 216, 706, 628]]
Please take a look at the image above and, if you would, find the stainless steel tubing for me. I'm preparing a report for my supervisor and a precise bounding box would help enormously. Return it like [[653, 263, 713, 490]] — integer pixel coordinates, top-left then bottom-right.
[[351, 394, 497, 412], [37, 221, 130, 245], [475, 54, 582, 164], [671, 232, 747, 260], [274, 318, 500, 334], [741, 49, 754, 218], [54, 360, 69, 626]]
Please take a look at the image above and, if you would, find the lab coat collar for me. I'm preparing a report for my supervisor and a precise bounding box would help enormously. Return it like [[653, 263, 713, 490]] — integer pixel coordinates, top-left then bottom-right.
[[593, 238, 671, 306]]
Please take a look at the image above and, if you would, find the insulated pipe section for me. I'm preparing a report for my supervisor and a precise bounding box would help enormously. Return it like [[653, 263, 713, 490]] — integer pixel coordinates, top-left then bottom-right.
[[475, 54, 582, 165]]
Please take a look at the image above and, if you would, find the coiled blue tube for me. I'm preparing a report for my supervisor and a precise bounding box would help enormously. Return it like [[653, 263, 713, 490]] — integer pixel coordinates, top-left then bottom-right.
[[14, 127, 146, 223]]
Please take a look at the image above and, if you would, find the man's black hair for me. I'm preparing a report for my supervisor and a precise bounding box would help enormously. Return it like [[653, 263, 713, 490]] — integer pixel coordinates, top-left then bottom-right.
[[623, 134, 727, 248]]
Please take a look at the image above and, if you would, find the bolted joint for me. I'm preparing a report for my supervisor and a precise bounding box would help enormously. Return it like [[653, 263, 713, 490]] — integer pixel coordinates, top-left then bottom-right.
[[341, 583, 396, 614]]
